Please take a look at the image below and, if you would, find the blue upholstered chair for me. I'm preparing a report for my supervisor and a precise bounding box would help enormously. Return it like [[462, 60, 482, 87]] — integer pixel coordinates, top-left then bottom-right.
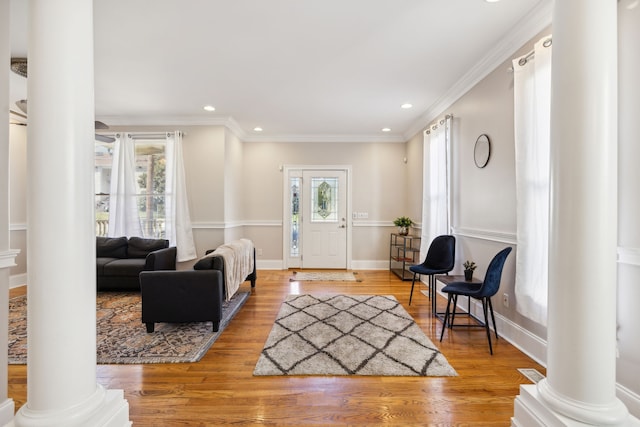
[[408, 235, 456, 306], [439, 247, 512, 355]]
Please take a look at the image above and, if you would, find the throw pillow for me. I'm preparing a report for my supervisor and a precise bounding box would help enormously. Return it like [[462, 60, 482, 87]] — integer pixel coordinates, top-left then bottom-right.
[[128, 237, 169, 258], [96, 236, 128, 258], [193, 256, 215, 270]]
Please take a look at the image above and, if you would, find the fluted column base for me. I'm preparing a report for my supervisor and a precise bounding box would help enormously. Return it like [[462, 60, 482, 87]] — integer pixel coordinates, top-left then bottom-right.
[[9, 386, 130, 427], [513, 384, 640, 427]]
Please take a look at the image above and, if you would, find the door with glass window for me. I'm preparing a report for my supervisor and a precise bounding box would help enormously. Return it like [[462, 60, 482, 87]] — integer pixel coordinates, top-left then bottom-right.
[[300, 170, 347, 269]]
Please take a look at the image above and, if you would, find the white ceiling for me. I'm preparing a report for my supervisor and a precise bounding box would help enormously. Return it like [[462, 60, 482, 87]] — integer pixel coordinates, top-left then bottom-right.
[[9, 0, 552, 142]]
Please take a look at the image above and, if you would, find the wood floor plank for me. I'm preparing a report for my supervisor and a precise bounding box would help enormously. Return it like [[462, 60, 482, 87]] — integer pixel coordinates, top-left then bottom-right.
[[8, 270, 544, 426]]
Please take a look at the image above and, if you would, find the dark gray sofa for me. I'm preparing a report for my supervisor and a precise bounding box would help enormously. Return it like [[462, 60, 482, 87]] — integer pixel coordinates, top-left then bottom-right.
[[139, 247, 256, 332], [96, 236, 177, 291]]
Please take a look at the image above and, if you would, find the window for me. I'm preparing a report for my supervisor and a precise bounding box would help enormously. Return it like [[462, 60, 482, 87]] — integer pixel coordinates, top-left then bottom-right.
[[310, 177, 339, 222], [94, 137, 167, 239], [94, 142, 112, 236], [289, 177, 300, 257]]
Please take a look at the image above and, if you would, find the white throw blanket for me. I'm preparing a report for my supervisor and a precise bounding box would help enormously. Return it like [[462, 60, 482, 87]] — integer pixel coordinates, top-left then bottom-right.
[[209, 239, 254, 301]]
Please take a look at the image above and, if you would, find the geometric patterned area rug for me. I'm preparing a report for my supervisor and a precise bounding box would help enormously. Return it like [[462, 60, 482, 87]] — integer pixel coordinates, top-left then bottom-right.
[[8, 291, 249, 365], [290, 271, 362, 282], [253, 294, 457, 376]]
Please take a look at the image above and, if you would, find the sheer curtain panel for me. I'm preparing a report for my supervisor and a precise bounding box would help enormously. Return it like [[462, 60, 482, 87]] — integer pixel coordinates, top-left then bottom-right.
[[165, 131, 197, 262], [108, 133, 143, 237], [420, 116, 452, 258], [513, 36, 552, 326]]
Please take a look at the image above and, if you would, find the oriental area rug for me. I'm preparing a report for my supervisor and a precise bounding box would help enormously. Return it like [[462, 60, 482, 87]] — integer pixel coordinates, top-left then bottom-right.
[[8, 291, 249, 364], [290, 271, 362, 282], [253, 294, 457, 377]]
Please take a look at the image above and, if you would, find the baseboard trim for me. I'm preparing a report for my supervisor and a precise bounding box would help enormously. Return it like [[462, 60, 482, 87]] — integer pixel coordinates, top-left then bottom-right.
[[10, 273, 27, 288], [618, 383, 640, 420], [256, 259, 284, 270], [350, 260, 388, 270], [0, 398, 15, 426]]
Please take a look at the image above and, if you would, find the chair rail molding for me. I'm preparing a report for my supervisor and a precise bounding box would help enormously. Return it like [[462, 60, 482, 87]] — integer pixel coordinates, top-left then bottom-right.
[[452, 227, 517, 245], [618, 247, 640, 267], [191, 220, 281, 229]]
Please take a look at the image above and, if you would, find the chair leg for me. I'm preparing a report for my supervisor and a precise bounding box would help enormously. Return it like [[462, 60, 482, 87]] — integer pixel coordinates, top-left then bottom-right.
[[409, 273, 418, 305], [439, 293, 453, 342], [428, 275, 433, 300], [450, 294, 459, 326], [488, 298, 499, 340], [481, 298, 493, 355]]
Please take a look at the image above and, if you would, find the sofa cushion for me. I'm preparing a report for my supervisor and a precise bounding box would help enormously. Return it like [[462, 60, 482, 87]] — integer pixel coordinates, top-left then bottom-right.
[[102, 258, 147, 276], [96, 257, 119, 276], [96, 236, 128, 258], [128, 237, 169, 258], [193, 256, 215, 270]]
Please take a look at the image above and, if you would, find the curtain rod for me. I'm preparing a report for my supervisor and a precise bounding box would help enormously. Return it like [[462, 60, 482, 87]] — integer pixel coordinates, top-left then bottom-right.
[[95, 131, 184, 141], [425, 114, 453, 134], [509, 37, 552, 72]]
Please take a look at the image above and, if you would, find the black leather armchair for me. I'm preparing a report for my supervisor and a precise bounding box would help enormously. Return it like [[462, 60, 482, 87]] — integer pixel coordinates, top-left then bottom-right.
[[139, 270, 224, 333]]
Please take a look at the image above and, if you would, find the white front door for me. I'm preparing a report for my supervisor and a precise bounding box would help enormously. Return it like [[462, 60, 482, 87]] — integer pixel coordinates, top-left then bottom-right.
[[301, 170, 347, 269]]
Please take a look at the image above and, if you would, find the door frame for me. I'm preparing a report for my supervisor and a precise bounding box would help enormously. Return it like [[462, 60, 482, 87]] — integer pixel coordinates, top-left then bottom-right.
[[282, 165, 352, 270]]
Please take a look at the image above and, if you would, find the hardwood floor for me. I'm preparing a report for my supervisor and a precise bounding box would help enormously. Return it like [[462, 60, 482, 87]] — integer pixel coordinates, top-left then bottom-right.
[[8, 270, 545, 426]]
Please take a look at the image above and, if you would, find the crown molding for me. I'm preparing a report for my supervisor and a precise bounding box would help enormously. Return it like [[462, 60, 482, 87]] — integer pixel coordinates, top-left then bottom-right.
[[98, 115, 246, 137], [402, 0, 553, 140], [242, 134, 406, 143], [98, 114, 405, 143]]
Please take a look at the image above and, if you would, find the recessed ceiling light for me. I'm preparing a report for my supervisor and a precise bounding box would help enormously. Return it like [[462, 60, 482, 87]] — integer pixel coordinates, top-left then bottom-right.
[[254, 127, 263, 132], [485, 0, 500, 2], [382, 128, 391, 132], [203, 105, 215, 112], [401, 103, 413, 109]]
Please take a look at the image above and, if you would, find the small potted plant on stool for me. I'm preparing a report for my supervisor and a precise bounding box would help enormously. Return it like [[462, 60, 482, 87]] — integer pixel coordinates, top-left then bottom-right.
[[393, 216, 413, 236], [463, 260, 476, 281]]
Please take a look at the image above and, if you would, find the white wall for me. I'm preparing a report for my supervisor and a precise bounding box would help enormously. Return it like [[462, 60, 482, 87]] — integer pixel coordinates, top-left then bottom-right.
[[616, 2, 640, 410]]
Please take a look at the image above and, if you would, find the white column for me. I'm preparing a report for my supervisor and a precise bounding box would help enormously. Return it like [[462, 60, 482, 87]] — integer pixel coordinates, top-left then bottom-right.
[[0, 0, 17, 424], [11, 1, 130, 426], [513, 1, 638, 425]]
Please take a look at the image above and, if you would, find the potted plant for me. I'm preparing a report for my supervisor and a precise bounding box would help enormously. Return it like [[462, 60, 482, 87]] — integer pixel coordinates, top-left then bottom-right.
[[393, 216, 413, 235], [463, 260, 476, 281]]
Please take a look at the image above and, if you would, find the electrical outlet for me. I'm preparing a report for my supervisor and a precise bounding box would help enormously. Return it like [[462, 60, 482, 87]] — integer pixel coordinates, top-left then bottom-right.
[[502, 293, 509, 308], [257, 248, 263, 256]]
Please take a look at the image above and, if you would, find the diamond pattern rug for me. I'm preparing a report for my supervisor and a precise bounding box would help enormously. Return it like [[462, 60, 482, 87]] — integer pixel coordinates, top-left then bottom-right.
[[253, 294, 457, 376], [9, 291, 249, 364]]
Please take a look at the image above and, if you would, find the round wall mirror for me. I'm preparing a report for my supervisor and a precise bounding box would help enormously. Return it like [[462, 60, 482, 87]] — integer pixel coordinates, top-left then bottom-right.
[[474, 134, 491, 168]]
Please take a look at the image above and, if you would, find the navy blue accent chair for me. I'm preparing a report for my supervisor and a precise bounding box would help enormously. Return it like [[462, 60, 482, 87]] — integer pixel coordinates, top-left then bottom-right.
[[439, 246, 512, 355], [408, 235, 456, 306]]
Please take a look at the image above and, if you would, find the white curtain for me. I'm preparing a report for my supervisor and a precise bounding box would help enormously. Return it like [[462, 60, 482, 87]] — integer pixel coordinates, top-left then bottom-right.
[[420, 116, 452, 258], [108, 133, 142, 237], [165, 131, 197, 262], [513, 36, 552, 326]]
